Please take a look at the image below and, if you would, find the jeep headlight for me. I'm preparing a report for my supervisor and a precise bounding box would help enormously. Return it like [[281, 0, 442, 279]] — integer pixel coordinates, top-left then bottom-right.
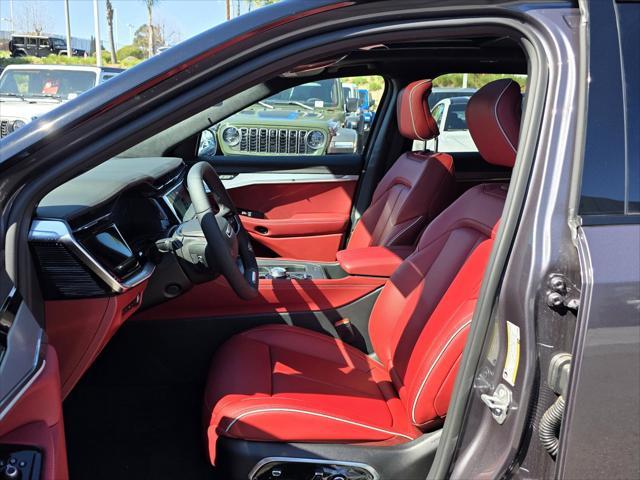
[[10, 119, 26, 132], [221, 126, 241, 147], [306, 130, 326, 150]]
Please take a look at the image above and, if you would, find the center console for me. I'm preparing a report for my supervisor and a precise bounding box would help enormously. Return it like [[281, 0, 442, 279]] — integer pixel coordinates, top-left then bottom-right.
[[257, 259, 347, 281], [258, 246, 412, 282]]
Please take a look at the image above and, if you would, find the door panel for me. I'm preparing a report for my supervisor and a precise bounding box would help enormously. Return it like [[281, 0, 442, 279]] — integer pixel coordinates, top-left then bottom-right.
[[222, 172, 358, 261], [0, 285, 68, 480], [0, 347, 68, 480]]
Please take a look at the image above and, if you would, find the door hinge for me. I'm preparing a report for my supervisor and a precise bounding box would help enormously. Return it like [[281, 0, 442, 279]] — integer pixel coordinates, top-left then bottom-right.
[[546, 274, 580, 314], [481, 383, 512, 424]]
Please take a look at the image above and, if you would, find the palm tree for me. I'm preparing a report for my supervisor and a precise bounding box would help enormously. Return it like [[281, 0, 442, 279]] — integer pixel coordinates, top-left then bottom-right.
[[105, 0, 117, 63], [144, 0, 158, 58]]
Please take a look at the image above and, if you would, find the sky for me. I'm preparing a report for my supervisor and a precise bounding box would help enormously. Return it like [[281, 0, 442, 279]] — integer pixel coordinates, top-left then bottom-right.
[[0, 0, 258, 48]]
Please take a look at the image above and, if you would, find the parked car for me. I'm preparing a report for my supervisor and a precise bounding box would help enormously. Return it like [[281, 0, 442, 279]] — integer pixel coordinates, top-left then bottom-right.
[[214, 78, 359, 155], [428, 86, 477, 108], [0, 64, 122, 137], [346, 88, 376, 150], [0, 1, 637, 480], [423, 96, 476, 152], [8, 34, 87, 57]]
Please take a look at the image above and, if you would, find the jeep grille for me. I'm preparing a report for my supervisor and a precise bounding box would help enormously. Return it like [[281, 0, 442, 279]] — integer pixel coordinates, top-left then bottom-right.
[[0, 121, 9, 138], [239, 128, 311, 154]]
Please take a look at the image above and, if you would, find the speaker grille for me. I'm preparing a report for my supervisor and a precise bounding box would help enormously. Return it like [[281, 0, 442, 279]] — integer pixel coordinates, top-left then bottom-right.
[[31, 242, 110, 299]]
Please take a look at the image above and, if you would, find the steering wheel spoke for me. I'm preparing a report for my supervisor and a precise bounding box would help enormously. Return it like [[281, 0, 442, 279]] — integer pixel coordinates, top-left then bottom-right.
[[186, 162, 259, 299]]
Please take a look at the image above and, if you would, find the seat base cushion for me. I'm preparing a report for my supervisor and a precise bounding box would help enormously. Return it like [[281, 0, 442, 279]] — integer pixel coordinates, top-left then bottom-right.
[[204, 325, 419, 465]]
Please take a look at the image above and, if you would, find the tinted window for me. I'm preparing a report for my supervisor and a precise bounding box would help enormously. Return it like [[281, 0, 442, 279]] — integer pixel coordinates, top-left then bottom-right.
[[579, 0, 639, 217], [617, 2, 640, 213]]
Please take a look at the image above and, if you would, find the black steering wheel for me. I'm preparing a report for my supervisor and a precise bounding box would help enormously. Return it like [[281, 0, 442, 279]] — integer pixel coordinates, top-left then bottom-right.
[[186, 162, 258, 299]]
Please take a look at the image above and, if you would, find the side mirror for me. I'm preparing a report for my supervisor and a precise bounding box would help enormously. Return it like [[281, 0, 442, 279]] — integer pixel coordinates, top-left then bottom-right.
[[369, 99, 376, 108], [346, 97, 359, 113]]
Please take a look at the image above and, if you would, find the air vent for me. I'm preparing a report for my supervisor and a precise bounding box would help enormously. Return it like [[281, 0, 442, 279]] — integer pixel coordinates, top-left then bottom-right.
[[31, 242, 111, 299]]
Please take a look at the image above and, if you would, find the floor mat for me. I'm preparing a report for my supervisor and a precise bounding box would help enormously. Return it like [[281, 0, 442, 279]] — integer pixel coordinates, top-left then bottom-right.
[[63, 317, 228, 480]]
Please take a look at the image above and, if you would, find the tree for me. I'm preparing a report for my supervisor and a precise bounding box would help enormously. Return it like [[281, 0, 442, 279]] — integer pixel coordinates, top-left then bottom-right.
[[143, 0, 159, 58], [105, 0, 117, 63], [133, 24, 164, 53], [15, 1, 52, 35]]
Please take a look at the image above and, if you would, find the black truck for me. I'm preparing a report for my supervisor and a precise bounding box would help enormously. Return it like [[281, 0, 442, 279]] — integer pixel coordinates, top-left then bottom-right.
[[8, 34, 86, 58]]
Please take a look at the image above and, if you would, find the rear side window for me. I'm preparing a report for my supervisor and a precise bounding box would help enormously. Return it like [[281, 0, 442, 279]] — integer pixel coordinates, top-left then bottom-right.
[[579, 1, 640, 218], [618, 3, 640, 213], [197, 75, 385, 158]]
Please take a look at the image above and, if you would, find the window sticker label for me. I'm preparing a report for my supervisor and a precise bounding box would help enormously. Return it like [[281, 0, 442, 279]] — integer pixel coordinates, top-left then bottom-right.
[[503, 321, 520, 386]]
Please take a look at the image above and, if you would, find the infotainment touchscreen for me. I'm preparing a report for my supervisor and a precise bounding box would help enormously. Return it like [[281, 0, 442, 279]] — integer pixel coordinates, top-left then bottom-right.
[[81, 225, 139, 279]]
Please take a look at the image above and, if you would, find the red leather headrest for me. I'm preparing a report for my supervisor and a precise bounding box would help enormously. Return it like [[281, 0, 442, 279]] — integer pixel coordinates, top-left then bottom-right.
[[397, 80, 439, 141], [466, 79, 522, 168]]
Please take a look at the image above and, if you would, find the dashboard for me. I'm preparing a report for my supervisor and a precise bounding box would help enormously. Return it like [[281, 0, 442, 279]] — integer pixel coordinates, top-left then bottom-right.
[[29, 157, 191, 300]]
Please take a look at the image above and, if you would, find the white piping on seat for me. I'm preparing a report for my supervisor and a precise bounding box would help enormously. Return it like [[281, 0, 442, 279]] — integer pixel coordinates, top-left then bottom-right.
[[224, 408, 414, 441], [408, 80, 430, 141], [493, 81, 517, 154], [410, 319, 472, 425]]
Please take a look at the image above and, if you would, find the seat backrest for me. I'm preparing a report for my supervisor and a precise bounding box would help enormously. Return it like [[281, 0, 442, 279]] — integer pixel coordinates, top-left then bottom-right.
[[368, 78, 522, 428], [346, 80, 455, 250]]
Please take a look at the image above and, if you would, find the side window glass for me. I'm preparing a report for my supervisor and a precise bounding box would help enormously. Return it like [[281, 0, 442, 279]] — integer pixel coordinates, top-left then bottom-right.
[[618, 2, 639, 213], [198, 76, 384, 157]]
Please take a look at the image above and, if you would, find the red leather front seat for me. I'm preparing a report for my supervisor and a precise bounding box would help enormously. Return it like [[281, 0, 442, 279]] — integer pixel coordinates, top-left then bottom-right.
[[345, 80, 455, 250], [203, 79, 522, 465]]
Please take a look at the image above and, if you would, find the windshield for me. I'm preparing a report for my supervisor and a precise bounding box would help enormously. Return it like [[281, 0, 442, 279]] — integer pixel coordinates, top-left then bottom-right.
[[50, 38, 66, 48], [264, 79, 340, 107], [0, 69, 97, 99]]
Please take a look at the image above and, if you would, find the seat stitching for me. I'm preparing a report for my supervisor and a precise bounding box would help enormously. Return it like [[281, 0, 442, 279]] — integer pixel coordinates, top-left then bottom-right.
[[415, 218, 491, 254], [385, 216, 424, 245], [493, 81, 517, 154], [408, 80, 430, 141], [243, 325, 384, 370], [222, 407, 415, 441], [410, 319, 472, 425]]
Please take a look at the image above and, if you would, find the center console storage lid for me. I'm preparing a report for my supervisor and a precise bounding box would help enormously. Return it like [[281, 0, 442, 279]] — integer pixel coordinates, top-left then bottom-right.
[[336, 246, 412, 277]]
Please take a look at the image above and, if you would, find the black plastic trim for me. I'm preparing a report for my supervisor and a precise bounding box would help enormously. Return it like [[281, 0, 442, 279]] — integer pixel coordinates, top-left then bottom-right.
[[216, 431, 441, 480]]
